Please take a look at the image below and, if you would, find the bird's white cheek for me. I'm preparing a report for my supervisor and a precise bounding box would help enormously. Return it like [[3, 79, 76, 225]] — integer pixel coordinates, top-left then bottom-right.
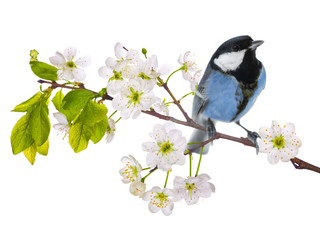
[[213, 50, 246, 72]]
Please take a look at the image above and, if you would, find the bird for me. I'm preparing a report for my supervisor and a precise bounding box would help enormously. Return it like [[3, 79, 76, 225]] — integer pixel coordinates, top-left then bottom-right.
[[188, 35, 266, 154]]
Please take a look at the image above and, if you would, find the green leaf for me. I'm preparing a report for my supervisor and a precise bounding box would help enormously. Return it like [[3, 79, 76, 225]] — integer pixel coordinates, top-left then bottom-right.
[[78, 101, 108, 126], [87, 117, 109, 144], [62, 89, 94, 110], [12, 92, 42, 112], [61, 89, 94, 122], [52, 89, 65, 111], [11, 114, 34, 155], [66, 99, 108, 152], [69, 121, 90, 153], [29, 101, 51, 146], [23, 143, 37, 165], [37, 139, 49, 156], [30, 61, 58, 81]]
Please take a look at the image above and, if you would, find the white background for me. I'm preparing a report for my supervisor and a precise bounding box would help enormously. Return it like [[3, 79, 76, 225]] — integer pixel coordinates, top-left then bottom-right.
[[1, 0, 320, 239]]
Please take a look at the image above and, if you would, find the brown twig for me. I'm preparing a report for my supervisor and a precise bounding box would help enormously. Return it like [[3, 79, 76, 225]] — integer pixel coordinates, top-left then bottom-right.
[[187, 132, 255, 154], [142, 109, 205, 130], [161, 82, 192, 122], [290, 157, 320, 173], [38, 79, 320, 174], [38, 80, 94, 92]]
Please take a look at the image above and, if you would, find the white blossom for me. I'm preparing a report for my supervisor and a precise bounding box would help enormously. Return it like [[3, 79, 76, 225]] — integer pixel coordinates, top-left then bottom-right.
[[178, 51, 198, 80], [105, 118, 116, 143], [98, 43, 140, 95], [142, 122, 187, 171], [173, 174, 215, 205], [152, 100, 169, 116], [135, 55, 171, 88], [258, 121, 302, 164], [99, 43, 171, 95], [188, 70, 202, 92], [49, 47, 91, 82], [119, 155, 143, 183], [112, 79, 158, 119], [129, 180, 146, 197], [53, 112, 70, 137], [142, 186, 174, 216]]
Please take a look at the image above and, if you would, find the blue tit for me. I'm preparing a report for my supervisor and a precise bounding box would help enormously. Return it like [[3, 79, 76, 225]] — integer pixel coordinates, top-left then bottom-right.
[[188, 35, 266, 154]]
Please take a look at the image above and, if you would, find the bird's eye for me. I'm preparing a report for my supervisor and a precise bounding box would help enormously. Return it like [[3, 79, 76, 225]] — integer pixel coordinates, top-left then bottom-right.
[[231, 45, 240, 52]]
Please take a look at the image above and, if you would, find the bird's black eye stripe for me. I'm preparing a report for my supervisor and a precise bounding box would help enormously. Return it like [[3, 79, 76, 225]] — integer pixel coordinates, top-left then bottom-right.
[[231, 45, 240, 52]]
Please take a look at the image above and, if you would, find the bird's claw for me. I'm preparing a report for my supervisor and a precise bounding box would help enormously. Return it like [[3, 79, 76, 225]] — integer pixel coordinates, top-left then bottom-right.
[[247, 131, 260, 154]]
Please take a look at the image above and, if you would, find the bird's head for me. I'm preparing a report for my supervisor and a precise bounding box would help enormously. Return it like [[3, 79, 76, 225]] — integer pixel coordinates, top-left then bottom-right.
[[211, 35, 264, 73]]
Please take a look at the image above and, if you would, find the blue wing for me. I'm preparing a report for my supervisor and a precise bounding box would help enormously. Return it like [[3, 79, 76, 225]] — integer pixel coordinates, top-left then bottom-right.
[[195, 66, 266, 122]]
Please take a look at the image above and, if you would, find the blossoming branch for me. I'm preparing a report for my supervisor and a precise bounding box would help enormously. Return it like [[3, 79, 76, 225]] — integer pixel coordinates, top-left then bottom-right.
[[10, 43, 320, 216]]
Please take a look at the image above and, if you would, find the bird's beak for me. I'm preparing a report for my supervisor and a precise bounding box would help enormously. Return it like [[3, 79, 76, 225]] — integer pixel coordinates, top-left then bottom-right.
[[249, 40, 264, 50]]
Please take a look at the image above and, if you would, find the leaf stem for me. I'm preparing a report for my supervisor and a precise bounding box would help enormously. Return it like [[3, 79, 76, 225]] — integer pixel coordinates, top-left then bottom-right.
[[165, 67, 183, 84], [108, 110, 117, 119], [179, 91, 194, 101], [195, 147, 204, 177], [189, 153, 192, 177], [164, 170, 170, 188], [141, 167, 157, 183], [165, 92, 194, 105], [115, 117, 121, 123]]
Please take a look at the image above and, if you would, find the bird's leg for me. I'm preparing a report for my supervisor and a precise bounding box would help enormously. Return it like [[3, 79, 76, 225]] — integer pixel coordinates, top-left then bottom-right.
[[235, 121, 260, 154], [207, 119, 216, 141]]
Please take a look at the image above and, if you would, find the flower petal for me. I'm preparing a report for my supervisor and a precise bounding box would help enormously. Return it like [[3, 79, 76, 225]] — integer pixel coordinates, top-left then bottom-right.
[[177, 54, 184, 65], [158, 161, 172, 171], [271, 120, 281, 135], [259, 126, 275, 140], [114, 42, 125, 59], [185, 193, 200, 205], [163, 122, 176, 133], [120, 106, 134, 119], [198, 173, 211, 182], [129, 181, 146, 196], [150, 186, 162, 193], [53, 112, 68, 125], [142, 190, 152, 201], [131, 108, 142, 119], [183, 51, 191, 62], [98, 66, 113, 79], [267, 149, 281, 164], [173, 176, 185, 188], [282, 123, 295, 136], [148, 202, 160, 213], [75, 55, 91, 67], [105, 57, 117, 68], [61, 68, 73, 80], [142, 142, 157, 152], [72, 68, 86, 82], [126, 49, 140, 63], [49, 52, 66, 67], [258, 139, 273, 153], [182, 71, 192, 81], [63, 47, 77, 61], [53, 123, 68, 132], [146, 152, 159, 168], [161, 201, 174, 216], [287, 135, 302, 149]]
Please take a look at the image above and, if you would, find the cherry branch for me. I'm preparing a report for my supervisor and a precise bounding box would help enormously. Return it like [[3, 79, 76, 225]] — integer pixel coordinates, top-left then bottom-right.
[[161, 81, 193, 123], [38, 79, 88, 91], [38, 79, 320, 174], [186, 132, 320, 174]]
